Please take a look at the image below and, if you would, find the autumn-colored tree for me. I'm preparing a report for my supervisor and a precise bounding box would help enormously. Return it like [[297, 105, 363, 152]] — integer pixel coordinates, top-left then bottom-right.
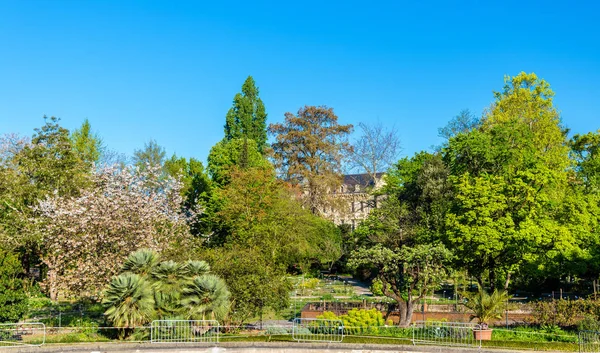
[[224, 76, 268, 152], [38, 165, 190, 300], [269, 105, 353, 215]]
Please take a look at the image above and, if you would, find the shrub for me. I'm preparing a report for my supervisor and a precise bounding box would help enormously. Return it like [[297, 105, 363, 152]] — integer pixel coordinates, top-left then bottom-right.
[[0, 250, 28, 323], [530, 299, 600, 328], [318, 308, 387, 335], [298, 278, 320, 290]]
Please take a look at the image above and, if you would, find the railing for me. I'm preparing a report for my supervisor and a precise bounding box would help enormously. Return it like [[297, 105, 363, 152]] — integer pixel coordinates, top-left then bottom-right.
[[412, 321, 480, 348], [579, 330, 600, 353], [0, 322, 46, 348], [292, 318, 344, 342], [150, 320, 220, 344]]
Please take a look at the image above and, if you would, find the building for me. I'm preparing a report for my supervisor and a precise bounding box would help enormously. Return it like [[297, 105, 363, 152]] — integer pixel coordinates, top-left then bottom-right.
[[324, 172, 385, 229]]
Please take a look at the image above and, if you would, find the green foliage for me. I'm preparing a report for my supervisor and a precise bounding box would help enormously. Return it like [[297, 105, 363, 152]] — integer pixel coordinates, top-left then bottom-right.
[[349, 243, 451, 327], [133, 139, 166, 171], [121, 248, 159, 276], [530, 299, 600, 328], [463, 286, 510, 325], [207, 138, 271, 186], [0, 249, 28, 323], [103, 249, 230, 331], [443, 72, 580, 289], [163, 155, 212, 236], [203, 246, 291, 325], [318, 308, 389, 334], [181, 274, 230, 320], [298, 278, 320, 290], [211, 166, 342, 268], [370, 279, 385, 296], [0, 117, 90, 255], [224, 76, 268, 152], [571, 130, 600, 193], [71, 118, 104, 167], [102, 273, 155, 328]]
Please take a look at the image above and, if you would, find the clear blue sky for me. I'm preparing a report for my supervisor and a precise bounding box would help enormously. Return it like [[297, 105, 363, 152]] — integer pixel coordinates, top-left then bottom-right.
[[1, 0, 599, 164]]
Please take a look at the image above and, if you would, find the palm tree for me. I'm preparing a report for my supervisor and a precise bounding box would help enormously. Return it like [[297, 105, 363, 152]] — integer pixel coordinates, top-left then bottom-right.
[[182, 260, 211, 279], [121, 249, 160, 276], [464, 285, 510, 327], [151, 260, 187, 292], [181, 275, 231, 321], [103, 273, 155, 337]]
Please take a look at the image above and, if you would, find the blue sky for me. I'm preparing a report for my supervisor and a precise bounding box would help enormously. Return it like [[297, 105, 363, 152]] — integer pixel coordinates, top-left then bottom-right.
[[1, 0, 599, 165]]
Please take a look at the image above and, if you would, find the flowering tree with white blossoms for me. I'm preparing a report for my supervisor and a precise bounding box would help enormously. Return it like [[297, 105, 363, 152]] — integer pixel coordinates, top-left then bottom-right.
[[37, 164, 192, 300]]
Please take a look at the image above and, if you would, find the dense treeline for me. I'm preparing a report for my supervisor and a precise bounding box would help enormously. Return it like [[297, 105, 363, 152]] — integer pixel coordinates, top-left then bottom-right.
[[0, 72, 598, 328]]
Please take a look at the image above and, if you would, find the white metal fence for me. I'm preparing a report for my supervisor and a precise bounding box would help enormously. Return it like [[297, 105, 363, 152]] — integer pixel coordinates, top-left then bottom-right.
[[292, 318, 344, 342], [579, 331, 600, 353], [150, 320, 220, 344], [0, 322, 46, 348], [412, 321, 481, 347]]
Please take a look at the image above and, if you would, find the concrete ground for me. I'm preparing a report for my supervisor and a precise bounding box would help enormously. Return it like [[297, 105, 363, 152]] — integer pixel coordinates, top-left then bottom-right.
[[0, 342, 553, 353]]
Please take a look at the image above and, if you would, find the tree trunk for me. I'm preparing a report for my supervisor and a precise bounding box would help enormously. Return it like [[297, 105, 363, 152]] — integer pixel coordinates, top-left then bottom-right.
[[47, 268, 58, 301], [397, 300, 416, 328], [504, 272, 511, 290]]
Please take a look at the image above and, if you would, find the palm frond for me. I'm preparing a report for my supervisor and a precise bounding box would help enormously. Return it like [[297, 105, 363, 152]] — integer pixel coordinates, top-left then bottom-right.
[[181, 274, 231, 320], [102, 273, 155, 327], [121, 249, 160, 276]]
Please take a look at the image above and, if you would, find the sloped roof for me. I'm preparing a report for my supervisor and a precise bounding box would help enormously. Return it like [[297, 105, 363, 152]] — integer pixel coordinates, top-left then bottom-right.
[[343, 172, 385, 187]]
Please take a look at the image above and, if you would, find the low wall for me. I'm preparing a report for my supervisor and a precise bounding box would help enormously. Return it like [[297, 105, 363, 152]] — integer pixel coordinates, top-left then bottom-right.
[[301, 303, 533, 325]]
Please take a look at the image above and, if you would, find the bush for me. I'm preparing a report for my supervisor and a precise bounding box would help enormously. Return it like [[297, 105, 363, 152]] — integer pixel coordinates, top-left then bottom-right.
[[298, 278, 320, 290], [318, 308, 388, 335], [266, 326, 290, 335], [530, 299, 600, 328], [0, 250, 28, 323]]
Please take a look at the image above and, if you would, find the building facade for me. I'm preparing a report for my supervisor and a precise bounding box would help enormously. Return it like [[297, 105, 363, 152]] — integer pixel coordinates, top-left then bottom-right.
[[323, 172, 385, 229]]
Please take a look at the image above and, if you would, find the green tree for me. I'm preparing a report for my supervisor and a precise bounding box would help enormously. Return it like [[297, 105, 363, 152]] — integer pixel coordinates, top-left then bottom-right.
[[164, 155, 212, 236], [438, 109, 480, 141], [269, 105, 353, 215], [105, 249, 231, 331], [71, 118, 104, 167], [213, 166, 342, 268], [571, 130, 600, 193], [444, 72, 574, 289], [133, 139, 166, 171], [103, 273, 155, 331], [349, 244, 451, 327], [0, 117, 90, 278], [207, 138, 271, 186], [224, 76, 268, 152], [203, 246, 291, 325], [181, 274, 231, 320]]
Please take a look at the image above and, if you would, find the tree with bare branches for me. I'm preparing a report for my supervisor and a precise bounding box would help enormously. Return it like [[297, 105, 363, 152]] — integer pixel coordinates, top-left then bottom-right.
[[347, 122, 401, 183]]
